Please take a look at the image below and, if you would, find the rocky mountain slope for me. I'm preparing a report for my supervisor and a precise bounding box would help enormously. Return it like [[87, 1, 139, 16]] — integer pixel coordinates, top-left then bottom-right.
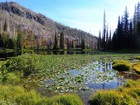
[[0, 2, 98, 49]]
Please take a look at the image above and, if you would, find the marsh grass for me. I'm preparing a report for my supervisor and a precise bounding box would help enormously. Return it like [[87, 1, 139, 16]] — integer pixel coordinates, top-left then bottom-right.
[[0, 84, 83, 105], [0, 53, 140, 105], [90, 79, 140, 105], [133, 63, 140, 74]]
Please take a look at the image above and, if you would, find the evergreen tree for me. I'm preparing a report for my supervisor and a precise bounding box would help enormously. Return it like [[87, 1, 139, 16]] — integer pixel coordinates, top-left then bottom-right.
[[60, 32, 64, 50], [53, 32, 58, 50], [81, 37, 85, 50], [112, 32, 118, 51], [108, 30, 112, 50], [17, 32, 23, 51], [0, 33, 4, 48], [98, 31, 102, 50], [7, 38, 16, 49], [102, 11, 107, 50], [66, 38, 70, 50], [3, 20, 7, 32]]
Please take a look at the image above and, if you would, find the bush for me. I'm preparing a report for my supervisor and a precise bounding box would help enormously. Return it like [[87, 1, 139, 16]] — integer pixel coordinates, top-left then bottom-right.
[[37, 94, 83, 105], [5, 72, 20, 85], [2, 54, 45, 77], [15, 90, 42, 105], [113, 63, 131, 71], [89, 90, 135, 105], [0, 84, 83, 105], [89, 90, 121, 105]]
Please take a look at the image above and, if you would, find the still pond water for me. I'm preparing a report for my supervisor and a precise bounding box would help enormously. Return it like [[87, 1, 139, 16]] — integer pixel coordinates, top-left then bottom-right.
[[44, 59, 140, 104]]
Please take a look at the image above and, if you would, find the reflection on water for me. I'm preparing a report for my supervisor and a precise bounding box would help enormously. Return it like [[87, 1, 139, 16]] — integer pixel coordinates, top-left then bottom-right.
[[44, 60, 140, 105], [69, 61, 125, 90]]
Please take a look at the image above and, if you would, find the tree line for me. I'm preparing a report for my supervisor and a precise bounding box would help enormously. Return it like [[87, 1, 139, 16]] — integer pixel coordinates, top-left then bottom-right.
[[98, 2, 140, 51], [0, 19, 86, 53]]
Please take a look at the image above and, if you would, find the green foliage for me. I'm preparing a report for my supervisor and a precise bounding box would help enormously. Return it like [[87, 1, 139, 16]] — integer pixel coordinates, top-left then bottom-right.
[[89, 90, 135, 105], [5, 72, 20, 85], [81, 37, 85, 50], [17, 32, 23, 51], [2, 54, 45, 77], [60, 32, 64, 50], [53, 32, 58, 50], [0, 84, 83, 105], [15, 90, 42, 105], [90, 79, 140, 105], [37, 94, 83, 105], [89, 90, 121, 105], [123, 79, 137, 88]]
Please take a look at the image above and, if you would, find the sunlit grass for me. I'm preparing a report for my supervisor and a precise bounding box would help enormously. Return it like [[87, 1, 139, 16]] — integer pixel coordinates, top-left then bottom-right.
[[0, 84, 83, 105], [133, 63, 140, 74], [90, 79, 140, 105]]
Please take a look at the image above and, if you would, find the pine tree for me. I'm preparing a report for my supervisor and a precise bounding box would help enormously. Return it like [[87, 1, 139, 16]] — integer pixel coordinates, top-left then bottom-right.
[[81, 37, 85, 50], [60, 32, 64, 50], [102, 11, 107, 50], [53, 32, 58, 50], [98, 31, 101, 50], [17, 32, 23, 51], [3, 20, 7, 32]]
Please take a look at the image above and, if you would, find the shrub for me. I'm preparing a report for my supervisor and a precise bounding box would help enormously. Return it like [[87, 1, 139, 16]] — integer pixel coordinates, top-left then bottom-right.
[[89, 90, 121, 105], [89, 90, 136, 105], [4, 72, 20, 85], [37, 94, 83, 105], [15, 90, 42, 105], [0, 84, 83, 105], [2, 54, 45, 77], [113, 63, 131, 71]]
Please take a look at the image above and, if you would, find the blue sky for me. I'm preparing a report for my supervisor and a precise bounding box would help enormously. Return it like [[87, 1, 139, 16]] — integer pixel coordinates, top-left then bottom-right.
[[0, 0, 140, 36]]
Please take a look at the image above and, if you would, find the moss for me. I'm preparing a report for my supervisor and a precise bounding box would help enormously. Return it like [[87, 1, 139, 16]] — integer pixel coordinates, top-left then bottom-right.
[[113, 63, 131, 71], [112, 60, 131, 71], [112, 60, 129, 65]]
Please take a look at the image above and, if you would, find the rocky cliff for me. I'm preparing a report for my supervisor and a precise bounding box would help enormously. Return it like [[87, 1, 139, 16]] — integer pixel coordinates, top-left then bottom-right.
[[0, 2, 98, 49]]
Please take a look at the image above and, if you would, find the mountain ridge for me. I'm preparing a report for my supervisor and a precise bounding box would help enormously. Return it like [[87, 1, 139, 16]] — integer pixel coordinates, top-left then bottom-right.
[[0, 2, 98, 49]]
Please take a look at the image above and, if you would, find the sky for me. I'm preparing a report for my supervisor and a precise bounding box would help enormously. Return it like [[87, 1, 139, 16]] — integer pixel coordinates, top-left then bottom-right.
[[0, 0, 140, 36]]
